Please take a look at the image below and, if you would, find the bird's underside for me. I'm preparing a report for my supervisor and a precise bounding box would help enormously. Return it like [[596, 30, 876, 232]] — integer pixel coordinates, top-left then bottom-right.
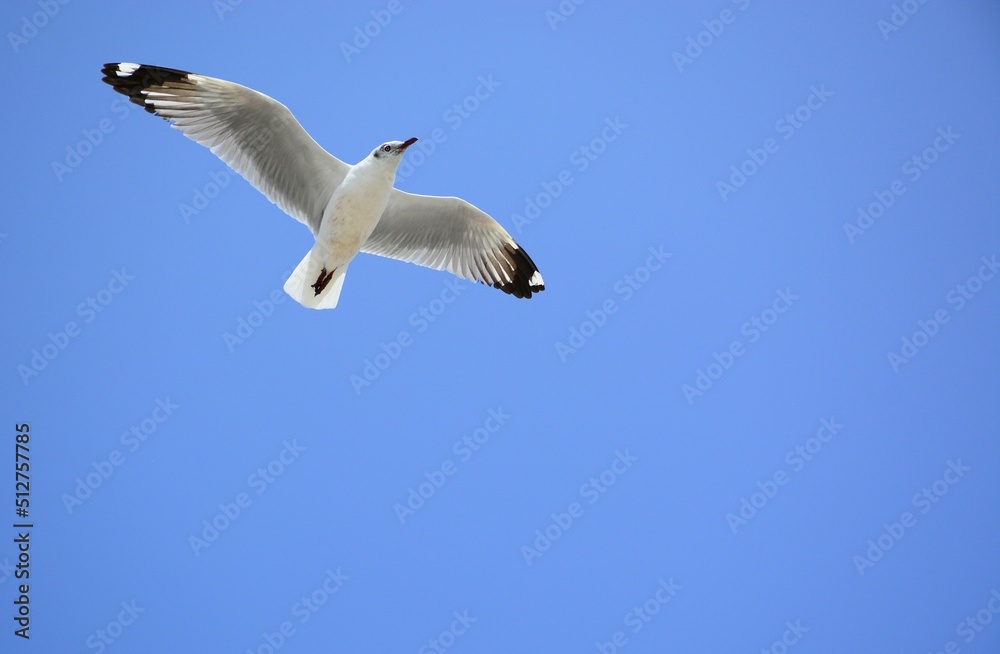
[[100, 62, 545, 308]]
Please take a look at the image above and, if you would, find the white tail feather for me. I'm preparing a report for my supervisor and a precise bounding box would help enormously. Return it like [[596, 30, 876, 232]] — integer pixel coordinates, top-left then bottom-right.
[[283, 246, 350, 310]]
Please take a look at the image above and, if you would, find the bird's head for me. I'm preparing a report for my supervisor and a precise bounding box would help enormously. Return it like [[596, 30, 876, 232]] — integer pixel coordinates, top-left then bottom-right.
[[371, 137, 418, 161]]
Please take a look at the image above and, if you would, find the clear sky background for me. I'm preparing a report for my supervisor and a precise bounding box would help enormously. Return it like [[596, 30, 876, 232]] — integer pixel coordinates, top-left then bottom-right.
[[2, 1, 999, 652]]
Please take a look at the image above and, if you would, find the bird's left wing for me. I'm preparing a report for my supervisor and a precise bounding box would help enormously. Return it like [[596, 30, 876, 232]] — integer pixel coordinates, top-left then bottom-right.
[[101, 63, 348, 235], [361, 190, 545, 298]]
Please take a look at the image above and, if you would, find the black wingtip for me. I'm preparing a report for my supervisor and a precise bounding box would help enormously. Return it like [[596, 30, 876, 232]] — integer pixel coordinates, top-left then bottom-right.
[[100, 63, 195, 115], [491, 243, 545, 299]]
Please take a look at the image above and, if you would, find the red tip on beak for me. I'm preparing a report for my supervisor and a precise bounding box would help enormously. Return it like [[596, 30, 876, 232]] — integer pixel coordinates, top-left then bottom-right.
[[401, 137, 418, 149]]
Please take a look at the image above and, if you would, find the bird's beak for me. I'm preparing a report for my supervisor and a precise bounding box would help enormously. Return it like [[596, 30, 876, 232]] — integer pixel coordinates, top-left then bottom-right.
[[401, 137, 418, 150]]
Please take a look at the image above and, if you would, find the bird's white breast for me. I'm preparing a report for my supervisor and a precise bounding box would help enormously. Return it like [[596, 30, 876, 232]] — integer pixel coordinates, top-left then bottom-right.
[[318, 163, 395, 267]]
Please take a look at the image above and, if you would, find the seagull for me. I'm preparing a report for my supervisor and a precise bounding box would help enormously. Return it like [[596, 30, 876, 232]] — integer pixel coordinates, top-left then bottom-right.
[[101, 63, 545, 309]]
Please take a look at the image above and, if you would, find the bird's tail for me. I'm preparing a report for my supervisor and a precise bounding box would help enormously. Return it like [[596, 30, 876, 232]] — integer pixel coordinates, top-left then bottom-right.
[[283, 245, 350, 310]]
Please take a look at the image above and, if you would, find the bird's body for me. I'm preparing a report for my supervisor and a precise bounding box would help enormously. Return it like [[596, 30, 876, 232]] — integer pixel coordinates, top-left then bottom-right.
[[319, 154, 400, 268], [100, 63, 544, 309], [286, 141, 413, 308]]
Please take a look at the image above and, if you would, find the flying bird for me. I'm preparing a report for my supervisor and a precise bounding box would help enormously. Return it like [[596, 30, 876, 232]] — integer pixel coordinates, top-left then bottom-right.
[[101, 63, 544, 309]]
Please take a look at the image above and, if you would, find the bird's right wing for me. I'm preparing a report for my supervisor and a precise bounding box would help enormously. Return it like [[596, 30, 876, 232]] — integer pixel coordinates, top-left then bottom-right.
[[101, 63, 348, 235], [361, 190, 545, 298]]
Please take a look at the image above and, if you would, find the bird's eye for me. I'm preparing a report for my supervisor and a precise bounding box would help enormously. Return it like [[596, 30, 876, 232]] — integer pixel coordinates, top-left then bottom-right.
[[382, 145, 392, 153]]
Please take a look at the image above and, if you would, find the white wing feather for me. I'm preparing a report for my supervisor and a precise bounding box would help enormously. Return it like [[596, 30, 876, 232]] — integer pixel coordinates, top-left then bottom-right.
[[362, 190, 544, 298], [102, 63, 347, 234]]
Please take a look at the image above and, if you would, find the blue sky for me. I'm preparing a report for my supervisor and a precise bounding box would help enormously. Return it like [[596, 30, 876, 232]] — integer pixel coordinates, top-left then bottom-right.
[[2, 1, 999, 652]]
